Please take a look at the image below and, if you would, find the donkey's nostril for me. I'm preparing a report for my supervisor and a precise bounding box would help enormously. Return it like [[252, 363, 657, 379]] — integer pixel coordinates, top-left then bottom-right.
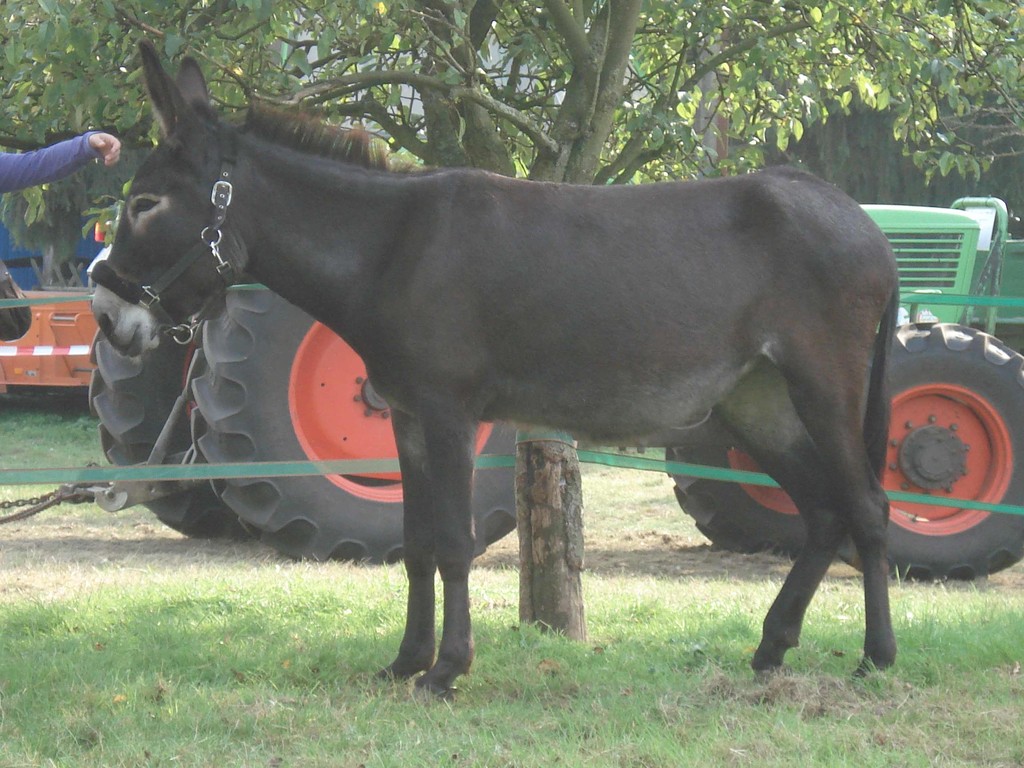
[[96, 312, 114, 339]]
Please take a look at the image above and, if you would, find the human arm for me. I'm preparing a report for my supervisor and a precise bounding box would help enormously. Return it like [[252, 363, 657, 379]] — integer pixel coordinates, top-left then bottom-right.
[[0, 131, 121, 193]]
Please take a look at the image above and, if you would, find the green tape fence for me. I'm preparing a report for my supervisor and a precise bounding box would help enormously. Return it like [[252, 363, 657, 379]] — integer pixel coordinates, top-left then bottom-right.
[[3, 289, 1024, 516], [2, 451, 1024, 517]]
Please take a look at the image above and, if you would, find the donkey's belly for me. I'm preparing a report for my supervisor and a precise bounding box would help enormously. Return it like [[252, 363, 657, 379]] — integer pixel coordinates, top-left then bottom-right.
[[482, 363, 742, 443]]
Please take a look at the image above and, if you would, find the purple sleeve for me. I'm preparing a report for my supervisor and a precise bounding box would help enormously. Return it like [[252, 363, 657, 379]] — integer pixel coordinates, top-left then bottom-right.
[[0, 132, 101, 193]]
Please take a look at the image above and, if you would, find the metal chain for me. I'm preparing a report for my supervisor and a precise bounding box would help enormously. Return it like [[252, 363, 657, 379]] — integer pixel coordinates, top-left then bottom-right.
[[0, 483, 103, 525], [0, 492, 56, 511]]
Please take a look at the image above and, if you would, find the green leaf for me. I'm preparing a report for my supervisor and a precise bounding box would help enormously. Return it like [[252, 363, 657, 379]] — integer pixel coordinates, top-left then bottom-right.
[[164, 33, 186, 58], [5, 41, 23, 66], [938, 151, 955, 177]]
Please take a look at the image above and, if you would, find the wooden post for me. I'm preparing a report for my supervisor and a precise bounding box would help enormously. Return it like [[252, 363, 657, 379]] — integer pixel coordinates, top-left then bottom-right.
[[515, 431, 586, 641]]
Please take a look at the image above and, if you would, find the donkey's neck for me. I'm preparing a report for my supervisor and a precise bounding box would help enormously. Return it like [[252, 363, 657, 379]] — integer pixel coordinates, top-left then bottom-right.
[[233, 138, 417, 336]]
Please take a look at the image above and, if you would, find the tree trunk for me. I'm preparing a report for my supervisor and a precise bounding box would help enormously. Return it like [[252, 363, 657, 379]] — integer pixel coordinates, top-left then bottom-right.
[[515, 432, 586, 640]]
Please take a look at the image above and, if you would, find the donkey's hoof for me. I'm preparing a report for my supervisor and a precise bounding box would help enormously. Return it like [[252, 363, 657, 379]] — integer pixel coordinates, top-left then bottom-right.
[[751, 646, 786, 674], [414, 676, 458, 701], [411, 684, 456, 704], [378, 656, 433, 681], [753, 664, 789, 682], [853, 656, 893, 678]]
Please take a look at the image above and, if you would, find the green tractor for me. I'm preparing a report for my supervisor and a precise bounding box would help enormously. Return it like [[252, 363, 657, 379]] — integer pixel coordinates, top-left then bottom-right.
[[669, 197, 1024, 579]]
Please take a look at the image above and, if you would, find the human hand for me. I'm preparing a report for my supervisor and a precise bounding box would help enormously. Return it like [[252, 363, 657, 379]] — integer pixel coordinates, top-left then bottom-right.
[[88, 132, 122, 166]]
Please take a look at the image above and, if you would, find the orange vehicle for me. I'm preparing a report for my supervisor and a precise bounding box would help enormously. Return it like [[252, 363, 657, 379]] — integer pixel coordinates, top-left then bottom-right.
[[1, 219, 102, 392], [0, 291, 96, 392]]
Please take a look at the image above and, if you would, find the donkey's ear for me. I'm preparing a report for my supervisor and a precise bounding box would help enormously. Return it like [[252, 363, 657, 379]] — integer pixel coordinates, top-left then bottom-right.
[[176, 57, 213, 117], [139, 39, 189, 138]]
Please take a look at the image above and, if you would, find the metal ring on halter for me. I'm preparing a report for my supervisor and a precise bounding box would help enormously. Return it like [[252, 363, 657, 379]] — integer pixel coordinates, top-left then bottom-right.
[[167, 321, 198, 345], [201, 226, 223, 247]]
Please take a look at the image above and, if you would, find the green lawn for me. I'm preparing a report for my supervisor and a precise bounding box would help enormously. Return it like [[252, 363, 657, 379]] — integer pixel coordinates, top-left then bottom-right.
[[2, 391, 1023, 767]]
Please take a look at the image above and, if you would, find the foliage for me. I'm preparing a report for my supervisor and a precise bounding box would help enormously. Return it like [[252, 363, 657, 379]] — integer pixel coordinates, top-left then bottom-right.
[[1, 0, 1023, 252], [773, 106, 1024, 215]]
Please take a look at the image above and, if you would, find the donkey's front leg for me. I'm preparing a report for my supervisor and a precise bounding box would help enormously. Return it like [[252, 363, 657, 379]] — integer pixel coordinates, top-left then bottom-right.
[[415, 406, 478, 697], [379, 410, 437, 680]]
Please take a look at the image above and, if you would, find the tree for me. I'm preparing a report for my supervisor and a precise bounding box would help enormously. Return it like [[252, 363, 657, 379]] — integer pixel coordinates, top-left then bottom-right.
[[773, 106, 1024, 217], [2, 0, 1023, 247]]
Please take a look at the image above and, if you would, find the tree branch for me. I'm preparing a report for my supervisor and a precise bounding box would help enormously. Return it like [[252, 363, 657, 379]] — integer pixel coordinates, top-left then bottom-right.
[[452, 86, 559, 155], [275, 70, 559, 156], [680, 18, 814, 93], [542, 0, 593, 67]]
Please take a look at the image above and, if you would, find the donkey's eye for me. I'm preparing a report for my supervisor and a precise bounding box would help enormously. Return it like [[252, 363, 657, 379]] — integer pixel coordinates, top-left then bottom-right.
[[128, 194, 165, 222]]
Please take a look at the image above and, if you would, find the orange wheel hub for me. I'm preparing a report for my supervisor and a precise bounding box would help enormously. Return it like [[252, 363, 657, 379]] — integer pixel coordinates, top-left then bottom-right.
[[885, 383, 1012, 536], [287, 322, 492, 502], [728, 383, 1012, 536]]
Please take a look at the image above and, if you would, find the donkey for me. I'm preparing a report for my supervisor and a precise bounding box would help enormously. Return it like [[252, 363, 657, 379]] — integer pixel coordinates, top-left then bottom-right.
[[0, 260, 31, 341], [93, 41, 900, 696]]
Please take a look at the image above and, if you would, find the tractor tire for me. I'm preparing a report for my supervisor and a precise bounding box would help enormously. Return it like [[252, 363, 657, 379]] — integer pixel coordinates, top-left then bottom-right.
[[192, 290, 517, 563], [89, 331, 251, 539], [667, 422, 805, 557], [668, 323, 1024, 579], [882, 323, 1024, 579]]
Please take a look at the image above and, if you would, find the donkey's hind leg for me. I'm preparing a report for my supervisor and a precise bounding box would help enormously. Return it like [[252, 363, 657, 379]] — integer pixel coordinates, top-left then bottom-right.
[[718, 358, 895, 673], [781, 358, 896, 674], [725, 437, 850, 668]]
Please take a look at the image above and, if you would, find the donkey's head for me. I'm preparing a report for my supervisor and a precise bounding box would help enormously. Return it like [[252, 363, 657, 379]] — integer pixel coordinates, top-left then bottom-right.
[[93, 41, 243, 357]]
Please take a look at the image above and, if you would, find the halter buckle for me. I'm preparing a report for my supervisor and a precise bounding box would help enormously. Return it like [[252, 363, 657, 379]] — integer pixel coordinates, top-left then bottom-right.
[[211, 180, 233, 208], [139, 285, 161, 309]]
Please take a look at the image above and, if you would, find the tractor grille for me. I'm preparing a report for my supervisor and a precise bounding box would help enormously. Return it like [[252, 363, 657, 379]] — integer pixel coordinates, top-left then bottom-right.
[[888, 231, 966, 290]]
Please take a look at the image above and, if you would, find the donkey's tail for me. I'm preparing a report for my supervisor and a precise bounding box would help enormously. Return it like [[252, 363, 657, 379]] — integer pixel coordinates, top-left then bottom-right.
[[865, 287, 900, 478]]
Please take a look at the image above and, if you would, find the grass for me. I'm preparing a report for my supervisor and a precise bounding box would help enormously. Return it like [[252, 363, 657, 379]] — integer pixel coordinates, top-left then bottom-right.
[[0, 389, 102, 471], [0, 389, 105, 511], [2, 567, 1023, 767], [2, 391, 1024, 767]]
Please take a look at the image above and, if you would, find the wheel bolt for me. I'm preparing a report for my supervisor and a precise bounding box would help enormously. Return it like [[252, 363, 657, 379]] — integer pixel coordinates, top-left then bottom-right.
[[928, 415, 937, 423], [905, 421, 913, 429]]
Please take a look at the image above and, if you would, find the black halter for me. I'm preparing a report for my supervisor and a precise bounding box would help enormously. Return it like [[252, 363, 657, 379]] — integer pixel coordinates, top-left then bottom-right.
[[92, 126, 238, 343]]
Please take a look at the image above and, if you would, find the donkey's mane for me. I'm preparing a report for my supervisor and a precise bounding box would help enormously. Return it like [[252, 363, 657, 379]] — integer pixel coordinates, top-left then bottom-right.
[[244, 106, 392, 171]]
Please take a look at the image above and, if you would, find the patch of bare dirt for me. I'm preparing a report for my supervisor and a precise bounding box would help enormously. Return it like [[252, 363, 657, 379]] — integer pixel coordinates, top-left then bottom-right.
[[3, 507, 1023, 602], [476, 526, 814, 583]]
